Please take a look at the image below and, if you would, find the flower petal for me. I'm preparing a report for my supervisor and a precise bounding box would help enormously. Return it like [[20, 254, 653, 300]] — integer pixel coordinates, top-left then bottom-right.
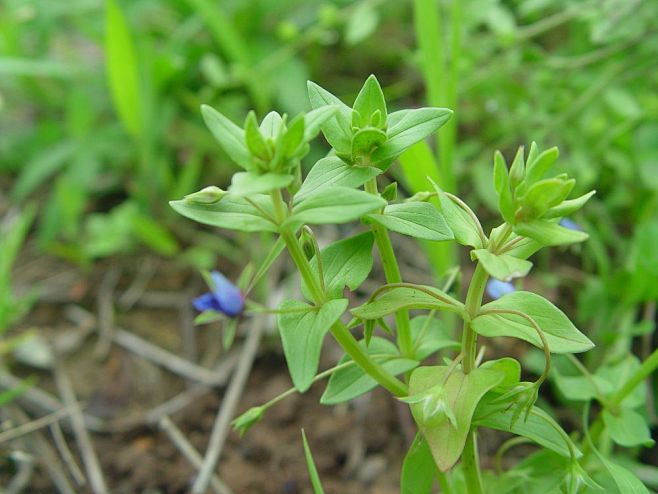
[[486, 279, 516, 300], [193, 292, 222, 312], [210, 271, 244, 316]]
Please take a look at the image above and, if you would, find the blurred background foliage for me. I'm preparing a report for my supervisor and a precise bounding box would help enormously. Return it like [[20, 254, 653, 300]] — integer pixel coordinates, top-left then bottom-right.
[[1, 0, 657, 367]]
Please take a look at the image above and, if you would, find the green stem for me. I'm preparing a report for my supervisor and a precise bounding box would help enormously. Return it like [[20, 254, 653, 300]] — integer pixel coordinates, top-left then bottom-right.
[[270, 191, 408, 397], [364, 178, 413, 358], [461, 263, 488, 374], [462, 430, 484, 494]]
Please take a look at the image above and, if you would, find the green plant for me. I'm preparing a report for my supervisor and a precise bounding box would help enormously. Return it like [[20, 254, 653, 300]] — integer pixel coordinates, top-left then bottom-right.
[[171, 74, 656, 492]]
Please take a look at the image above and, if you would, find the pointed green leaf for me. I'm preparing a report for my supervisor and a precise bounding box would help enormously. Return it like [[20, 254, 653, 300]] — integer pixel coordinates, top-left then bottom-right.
[[365, 202, 454, 241], [473, 291, 594, 353], [351, 285, 464, 320], [401, 434, 436, 494], [229, 172, 294, 196], [514, 220, 588, 246], [519, 178, 575, 220], [474, 395, 581, 458], [259, 111, 284, 139], [280, 114, 305, 158], [307, 81, 353, 154], [408, 366, 504, 471], [594, 453, 650, 494], [244, 111, 270, 160], [603, 408, 655, 448], [353, 75, 387, 128], [295, 156, 381, 203], [493, 150, 509, 196], [201, 105, 252, 170], [170, 195, 277, 232], [543, 191, 596, 219], [525, 146, 559, 185], [277, 299, 348, 392], [302, 232, 374, 300], [304, 106, 339, 141], [321, 337, 417, 404], [287, 186, 385, 226], [471, 249, 532, 281], [370, 108, 453, 170], [428, 178, 485, 248]]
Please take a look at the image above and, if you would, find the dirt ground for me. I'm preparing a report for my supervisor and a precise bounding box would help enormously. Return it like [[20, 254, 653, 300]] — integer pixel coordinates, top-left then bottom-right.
[[0, 250, 423, 493]]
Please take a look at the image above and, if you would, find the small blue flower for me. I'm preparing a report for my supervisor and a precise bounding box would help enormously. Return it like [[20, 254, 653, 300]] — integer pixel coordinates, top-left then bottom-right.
[[193, 271, 244, 317], [486, 279, 515, 300], [559, 218, 582, 231]]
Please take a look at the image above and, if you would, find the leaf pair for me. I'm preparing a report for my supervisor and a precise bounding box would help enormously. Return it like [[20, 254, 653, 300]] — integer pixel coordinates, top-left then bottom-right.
[[308, 75, 452, 168]]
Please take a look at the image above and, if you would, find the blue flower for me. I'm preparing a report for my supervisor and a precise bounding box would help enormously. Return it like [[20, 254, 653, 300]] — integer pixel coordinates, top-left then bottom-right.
[[193, 271, 244, 317], [486, 278, 515, 300], [559, 218, 582, 231]]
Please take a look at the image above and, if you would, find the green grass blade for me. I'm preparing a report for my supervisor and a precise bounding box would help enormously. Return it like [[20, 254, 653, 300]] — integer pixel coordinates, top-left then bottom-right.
[[105, 0, 143, 139], [301, 429, 325, 494], [399, 141, 455, 276]]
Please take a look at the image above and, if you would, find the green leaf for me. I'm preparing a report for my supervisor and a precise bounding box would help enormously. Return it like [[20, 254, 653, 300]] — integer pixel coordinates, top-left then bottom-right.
[[287, 186, 385, 226], [525, 146, 559, 185], [365, 202, 454, 241], [370, 108, 453, 170], [259, 111, 284, 139], [295, 157, 381, 203], [304, 106, 338, 141], [429, 178, 485, 248], [603, 408, 655, 448], [281, 114, 305, 158], [130, 213, 179, 256], [493, 150, 509, 196], [408, 366, 504, 471], [301, 430, 326, 494], [401, 434, 436, 494], [410, 315, 459, 361], [321, 337, 417, 404], [307, 81, 353, 154], [543, 191, 596, 219], [105, 0, 143, 138], [514, 220, 588, 246], [170, 195, 277, 232], [351, 285, 464, 320], [519, 178, 575, 219], [353, 75, 387, 128], [473, 291, 594, 353], [201, 105, 252, 171], [244, 111, 270, 160], [229, 172, 294, 196], [277, 299, 348, 392], [471, 249, 532, 281], [351, 127, 387, 159], [473, 395, 581, 458], [594, 454, 650, 494], [302, 232, 374, 300], [479, 357, 522, 390]]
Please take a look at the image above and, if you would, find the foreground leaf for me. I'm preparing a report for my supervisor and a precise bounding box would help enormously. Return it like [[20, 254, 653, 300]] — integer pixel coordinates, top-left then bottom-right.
[[287, 186, 385, 226], [401, 434, 436, 494], [229, 172, 294, 196], [277, 299, 348, 392], [201, 105, 252, 171], [429, 179, 485, 248], [169, 195, 277, 232], [473, 395, 581, 458], [295, 156, 380, 203], [472, 291, 594, 353], [301, 232, 374, 300], [366, 202, 453, 241], [514, 220, 588, 246], [408, 366, 504, 471], [351, 285, 464, 320], [471, 249, 532, 281]]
